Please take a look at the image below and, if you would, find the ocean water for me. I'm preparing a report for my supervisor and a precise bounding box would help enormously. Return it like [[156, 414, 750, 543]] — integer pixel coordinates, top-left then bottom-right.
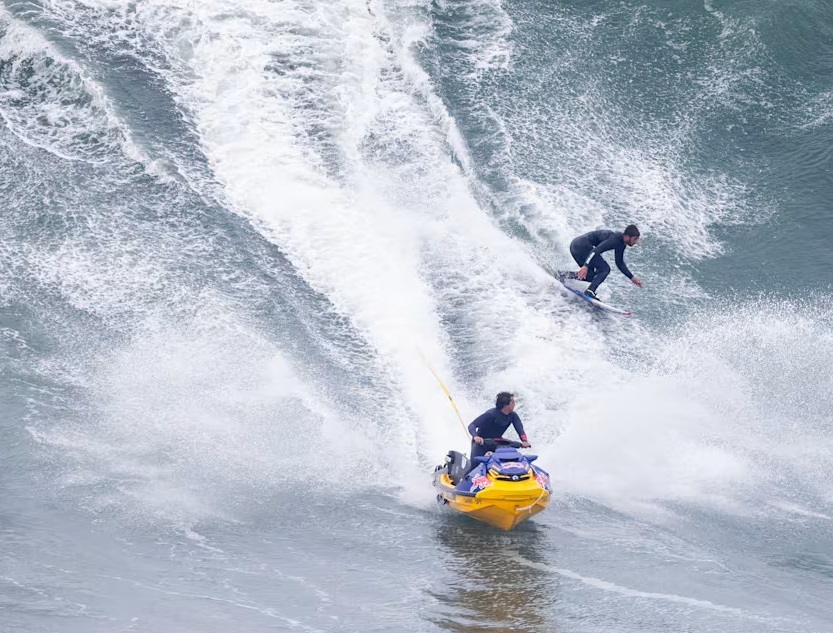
[[1, 0, 832, 631]]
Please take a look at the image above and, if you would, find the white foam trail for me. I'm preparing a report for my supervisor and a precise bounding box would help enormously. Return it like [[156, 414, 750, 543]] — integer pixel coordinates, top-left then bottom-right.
[[137, 1, 454, 447], [512, 555, 746, 615], [0, 5, 163, 174], [767, 501, 832, 521], [118, 0, 603, 469]]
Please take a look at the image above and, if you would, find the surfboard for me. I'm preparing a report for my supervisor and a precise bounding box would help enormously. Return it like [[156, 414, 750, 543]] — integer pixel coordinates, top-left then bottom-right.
[[554, 271, 632, 316]]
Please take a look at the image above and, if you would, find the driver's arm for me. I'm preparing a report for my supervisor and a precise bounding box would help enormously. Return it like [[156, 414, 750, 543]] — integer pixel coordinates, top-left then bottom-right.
[[511, 414, 528, 444], [468, 412, 489, 438]]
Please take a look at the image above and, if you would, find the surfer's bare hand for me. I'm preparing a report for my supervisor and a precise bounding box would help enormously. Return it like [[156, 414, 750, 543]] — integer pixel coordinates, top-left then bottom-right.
[[631, 277, 643, 287], [474, 436, 484, 444], [577, 266, 588, 280], [521, 441, 531, 448]]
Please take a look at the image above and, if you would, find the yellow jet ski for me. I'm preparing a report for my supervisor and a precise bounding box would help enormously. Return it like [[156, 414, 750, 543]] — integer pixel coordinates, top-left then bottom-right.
[[433, 439, 551, 531]]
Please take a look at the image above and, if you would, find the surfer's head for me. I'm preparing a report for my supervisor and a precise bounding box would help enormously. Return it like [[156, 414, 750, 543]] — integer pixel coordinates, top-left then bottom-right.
[[624, 224, 640, 246], [495, 392, 515, 413]]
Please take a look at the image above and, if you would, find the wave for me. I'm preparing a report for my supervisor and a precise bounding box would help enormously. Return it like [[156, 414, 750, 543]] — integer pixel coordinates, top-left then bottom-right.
[[5, 0, 830, 531]]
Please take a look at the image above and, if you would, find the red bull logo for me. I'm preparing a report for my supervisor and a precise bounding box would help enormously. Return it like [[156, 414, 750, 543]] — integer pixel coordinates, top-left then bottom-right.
[[470, 474, 493, 493], [535, 473, 550, 490]]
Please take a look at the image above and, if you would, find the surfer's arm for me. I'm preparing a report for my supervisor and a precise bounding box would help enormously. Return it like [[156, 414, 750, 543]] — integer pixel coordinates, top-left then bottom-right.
[[614, 245, 634, 279], [583, 236, 619, 266]]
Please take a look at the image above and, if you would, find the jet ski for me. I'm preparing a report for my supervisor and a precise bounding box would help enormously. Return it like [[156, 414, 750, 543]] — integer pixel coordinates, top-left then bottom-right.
[[433, 438, 551, 530]]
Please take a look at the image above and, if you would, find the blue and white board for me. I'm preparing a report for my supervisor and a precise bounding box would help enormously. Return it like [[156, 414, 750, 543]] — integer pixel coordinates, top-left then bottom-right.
[[555, 272, 632, 316]]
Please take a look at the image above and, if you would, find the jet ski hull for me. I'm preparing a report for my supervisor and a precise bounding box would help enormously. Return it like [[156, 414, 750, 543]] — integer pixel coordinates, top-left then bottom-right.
[[432, 447, 551, 531], [434, 473, 550, 530]]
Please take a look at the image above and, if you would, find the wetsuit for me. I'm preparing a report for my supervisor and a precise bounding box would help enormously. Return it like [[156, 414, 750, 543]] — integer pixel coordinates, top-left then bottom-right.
[[468, 408, 528, 463], [569, 230, 634, 293]]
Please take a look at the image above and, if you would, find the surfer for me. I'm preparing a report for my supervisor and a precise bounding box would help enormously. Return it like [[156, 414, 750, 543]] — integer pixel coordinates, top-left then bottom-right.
[[569, 225, 643, 299]]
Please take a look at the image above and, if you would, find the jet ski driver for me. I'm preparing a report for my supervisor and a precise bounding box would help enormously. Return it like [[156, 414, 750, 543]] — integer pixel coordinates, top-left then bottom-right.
[[468, 392, 530, 465]]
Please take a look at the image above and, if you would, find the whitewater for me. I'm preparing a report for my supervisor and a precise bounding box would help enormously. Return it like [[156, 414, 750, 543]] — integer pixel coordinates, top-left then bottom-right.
[[2, 0, 832, 631]]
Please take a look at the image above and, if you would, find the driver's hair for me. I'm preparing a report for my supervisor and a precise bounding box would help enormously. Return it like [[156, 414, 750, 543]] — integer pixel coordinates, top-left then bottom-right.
[[495, 392, 514, 409]]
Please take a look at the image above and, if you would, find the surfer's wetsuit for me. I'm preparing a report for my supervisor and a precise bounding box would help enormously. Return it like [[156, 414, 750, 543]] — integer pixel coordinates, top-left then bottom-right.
[[569, 230, 634, 293], [468, 408, 528, 463]]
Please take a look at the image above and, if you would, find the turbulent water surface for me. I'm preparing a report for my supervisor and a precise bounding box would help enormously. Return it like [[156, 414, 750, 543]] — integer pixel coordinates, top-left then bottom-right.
[[2, 0, 832, 631]]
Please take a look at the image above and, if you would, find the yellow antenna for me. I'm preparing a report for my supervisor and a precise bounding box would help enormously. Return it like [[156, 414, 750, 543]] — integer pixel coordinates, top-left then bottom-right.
[[420, 353, 470, 440]]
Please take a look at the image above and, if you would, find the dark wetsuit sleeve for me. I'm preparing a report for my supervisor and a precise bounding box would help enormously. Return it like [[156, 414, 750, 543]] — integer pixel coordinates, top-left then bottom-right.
[[584, 235, 633, 279], [468, 412, 490, 437], [582, 235, 620, 265], [614, 243, 633, 279], [511, 413, 528, 441]]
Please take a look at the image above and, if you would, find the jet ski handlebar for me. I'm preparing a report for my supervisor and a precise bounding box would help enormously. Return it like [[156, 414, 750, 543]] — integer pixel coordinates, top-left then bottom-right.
[[481, 438, 524, 449]]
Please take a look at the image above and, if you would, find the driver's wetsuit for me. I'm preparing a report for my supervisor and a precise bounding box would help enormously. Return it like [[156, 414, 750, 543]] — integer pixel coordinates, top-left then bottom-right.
[[569, 230, 634, 294], [467, 408, 528, 463]]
